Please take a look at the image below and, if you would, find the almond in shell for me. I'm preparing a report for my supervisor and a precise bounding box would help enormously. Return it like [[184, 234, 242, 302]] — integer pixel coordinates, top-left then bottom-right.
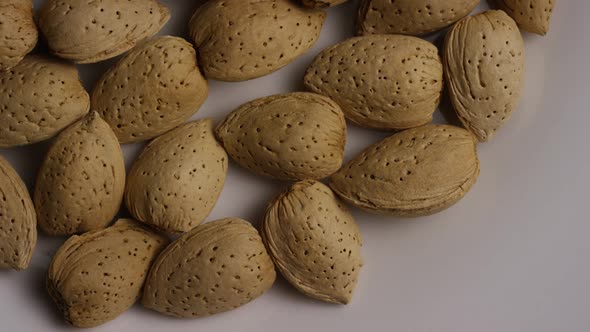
[[330, 125, 480, 216], [142, 218, 276, 318], [47, 219, 169, 328], [0, 0, 38, 71], [34, 112, 126, 236], [0, 156, 37, 270], [38, 0, 170, 63], [189, 0, 326, 81], [497, 0, 555, 35], [444, 10, 525, 142], [125, 119, 228, 234], [92, 36, 208, 143], [0, 55, 90, 147], [216, 92, 346, 181], [357, 0, 480, 36], [263, 180, 363, 304], [304, 35, 443, 130]]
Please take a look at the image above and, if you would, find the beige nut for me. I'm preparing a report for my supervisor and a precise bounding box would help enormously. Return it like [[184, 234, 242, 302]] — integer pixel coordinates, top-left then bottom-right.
[[216, 92, 346, 181], [444, 10, 525, 142], [497, 0, 555, 35], [92, 36, 209, 143], [38, 0, 170, 63], [263, 180, 363, 304], [0, 55, 90, 147], [330, 125, 480, 216], [142, 218, 276, 318], [47, 219, 169, 328], [126, 119, 228, 233], [0, 0, 38, 71], [357, 0, 480, 36], [305, 35, 443, 130], [34, 112, 125, 236], [189, 0, 326, 81], [0, 156, 37, 270]]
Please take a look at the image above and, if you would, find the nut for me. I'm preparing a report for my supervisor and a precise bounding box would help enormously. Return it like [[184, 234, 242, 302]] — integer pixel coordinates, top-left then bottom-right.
[[126, 119, 228, 233], [330, 125, 480, 216], [142, 218, 276, 318], [216, 92, 346, 180]]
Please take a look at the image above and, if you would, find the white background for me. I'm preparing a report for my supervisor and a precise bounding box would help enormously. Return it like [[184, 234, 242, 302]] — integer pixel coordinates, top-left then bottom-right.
[[1, 1, 589, 331]]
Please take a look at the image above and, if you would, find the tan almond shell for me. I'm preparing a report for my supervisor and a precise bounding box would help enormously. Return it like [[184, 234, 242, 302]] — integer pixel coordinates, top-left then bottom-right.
[[142, 218, 276, 318], [0, 0, 38, 71], [47, 219, 169, 328], [189, 0, 326, 81], [34, 112, 126, 236], [38, 0, 170, 64], [330, 125, 480, 216], [497, 0, 555, 35], [262, 180, 363, 304], [444, 10, 525, 142], [216, 92, 346, 181], [357, 0, 480, 36], [304, 35, 443, 130], [0, 55, 90, 147], [125, 119, 228, 234], [0, 156, 37, 270], [92, 36, 208, 143], [302, 0, 349, 8]]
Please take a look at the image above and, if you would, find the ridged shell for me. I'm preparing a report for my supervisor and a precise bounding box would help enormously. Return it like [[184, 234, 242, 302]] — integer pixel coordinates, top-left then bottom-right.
[[304, 35, 442, 130], [216, 92, 346, 180], [38, 0, 170, 63], [444, 10, 525, 142], [125, 119, 228, 233], [357, 0, 480, 36], [189, 0, 326, 81], [263, 180, 363, 304], [0, 55, 89, 147], [34, 112, 126, 236], [92, 36, 208, 143], [47, 219, 169, 328], [0, 156, 37, 270], [330, 125, 480, 216], [142, 218, 276, 318], [0, 0, 38, 71], [497, 0, 555, 35]]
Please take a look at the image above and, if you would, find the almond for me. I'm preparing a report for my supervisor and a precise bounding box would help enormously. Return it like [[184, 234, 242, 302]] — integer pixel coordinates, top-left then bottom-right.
[[444, 10, 525, 142], [142, 218, 276, 318], [92, 36, 209, 143], [47, 219, 169, 328], [189, 0, 326, 81], [216, 92, 346, 181], [497, 0, 555, 35], [330, 125, 480, 216], [304, 35, 442, 130], [0, 0, 38, 71], [263, 180, 363, 304], [0, 156, 37, 270], [38, 0, 170, 63], [34, 112, 126, 236], [125, 119, 228, 234], [357, 0, 480, 36], [0, 55, 90, 147]]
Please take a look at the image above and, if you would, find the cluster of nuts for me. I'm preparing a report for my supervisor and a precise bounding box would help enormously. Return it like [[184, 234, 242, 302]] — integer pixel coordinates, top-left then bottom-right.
[[0, 0, 554, 328]]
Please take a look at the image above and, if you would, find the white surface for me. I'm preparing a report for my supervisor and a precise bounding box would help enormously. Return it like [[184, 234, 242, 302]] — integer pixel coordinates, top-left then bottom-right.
[[1, 1, 588, 331]]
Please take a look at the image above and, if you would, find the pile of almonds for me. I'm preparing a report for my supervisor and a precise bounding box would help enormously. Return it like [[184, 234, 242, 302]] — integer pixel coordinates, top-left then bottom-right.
[[0, 0, 555, 328]]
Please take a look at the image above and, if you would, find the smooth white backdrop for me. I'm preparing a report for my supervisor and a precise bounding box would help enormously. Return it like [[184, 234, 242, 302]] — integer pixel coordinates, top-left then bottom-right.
[[1, 1, 588, 331]]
